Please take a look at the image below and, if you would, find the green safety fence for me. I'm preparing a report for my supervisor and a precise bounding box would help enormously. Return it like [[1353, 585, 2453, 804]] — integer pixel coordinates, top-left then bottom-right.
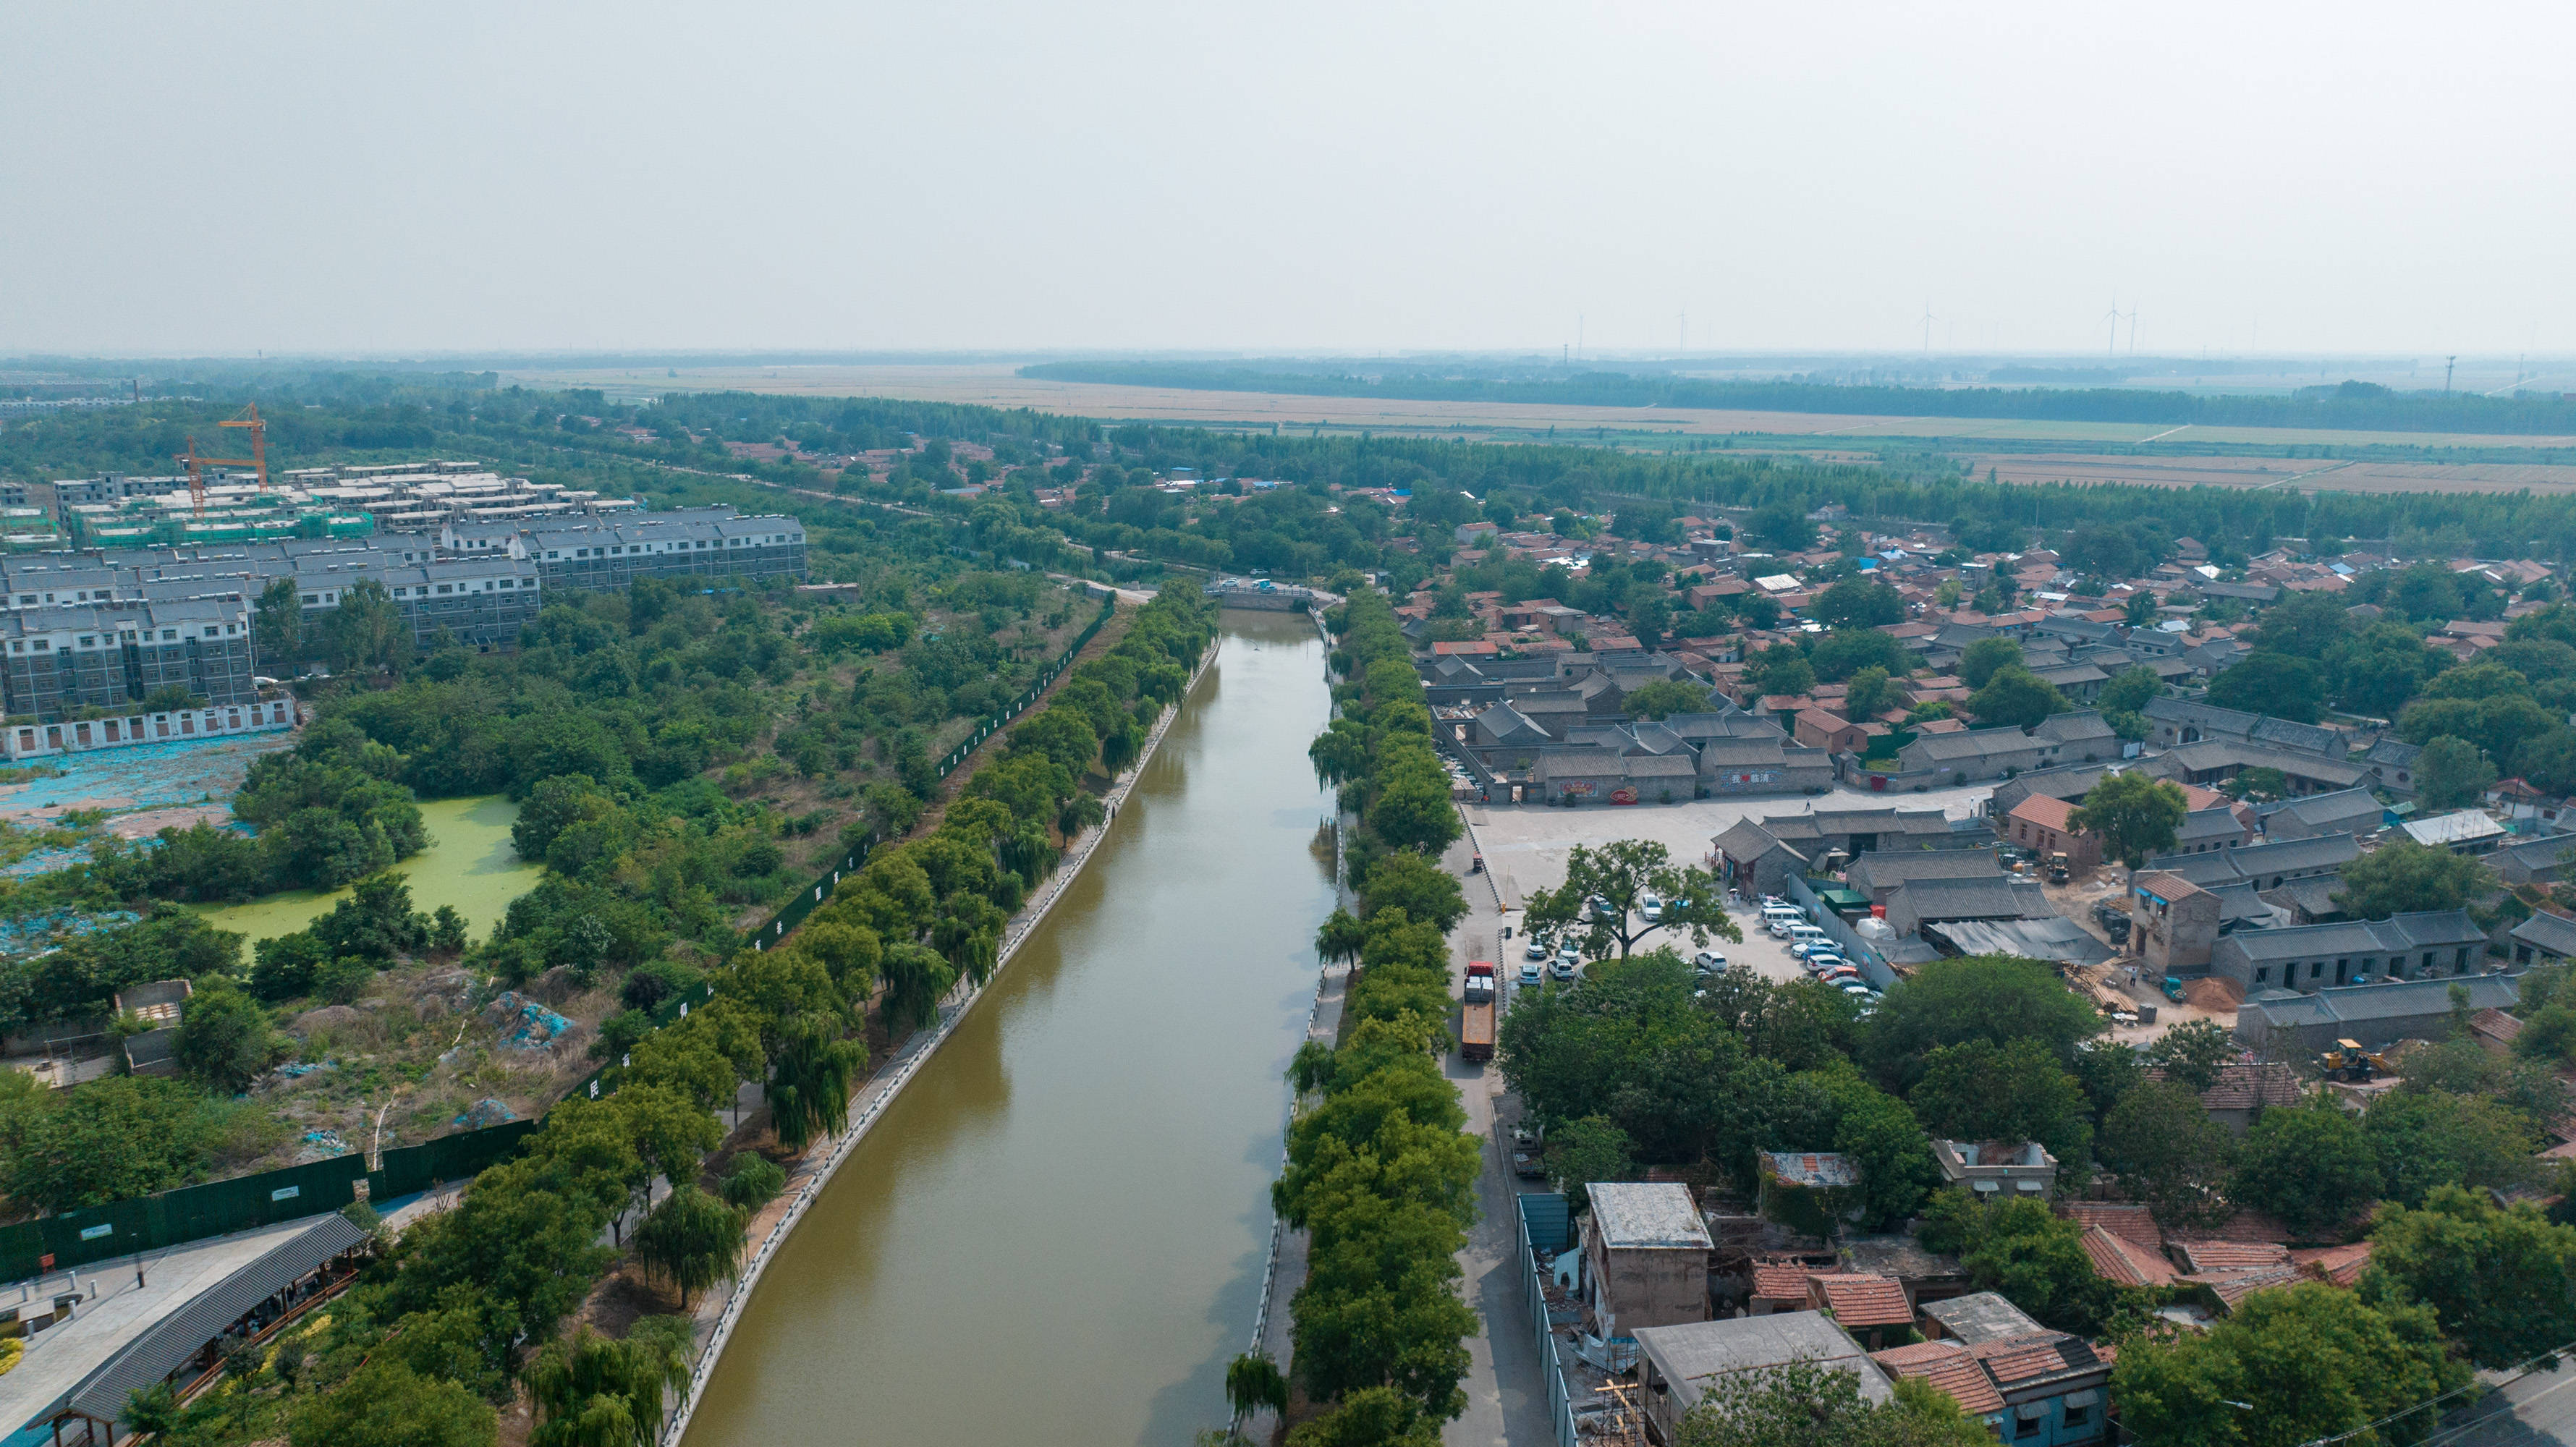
[[1, 595, 1124, 1282]]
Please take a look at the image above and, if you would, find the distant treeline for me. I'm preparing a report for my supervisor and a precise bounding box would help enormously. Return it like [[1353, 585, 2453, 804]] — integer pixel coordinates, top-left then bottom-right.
[[1022, 362, 2576, 436]]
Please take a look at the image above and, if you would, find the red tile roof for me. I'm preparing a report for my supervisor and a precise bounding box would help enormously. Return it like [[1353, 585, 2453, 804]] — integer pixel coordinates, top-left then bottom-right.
[[1970, 1333, 2080, 1386], [1808, 1273, 1915, 1328], [2145, 1061, 2302, 1112], [2183, 1265, 2309, 1312], [2078, 1224, 2177, 1286], [2290, 1242, 2373, 1288], [1870, 1341, 2005, 1414], [2009, 794, 2081, 832], [2059, 1202, 2164, 1251], [2472, 1009, 2525, 1049], [2174, 1239, 2292, 1274], [1750, 1263, 1811, 1303]]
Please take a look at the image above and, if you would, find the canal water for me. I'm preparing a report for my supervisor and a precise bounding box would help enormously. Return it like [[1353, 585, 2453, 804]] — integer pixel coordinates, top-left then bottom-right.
[[682, 611, 1334, 1447], [187, 795, 542, 945]]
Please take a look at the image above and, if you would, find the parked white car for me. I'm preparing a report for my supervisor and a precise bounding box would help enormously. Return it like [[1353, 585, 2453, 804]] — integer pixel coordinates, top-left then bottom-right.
[[1693, 950, 1727, 974], [1640, 892, 1664, 923]]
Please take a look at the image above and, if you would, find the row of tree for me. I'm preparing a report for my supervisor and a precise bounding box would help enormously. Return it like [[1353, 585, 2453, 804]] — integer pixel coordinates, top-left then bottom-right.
[[1245, 587, 1480, 1446]]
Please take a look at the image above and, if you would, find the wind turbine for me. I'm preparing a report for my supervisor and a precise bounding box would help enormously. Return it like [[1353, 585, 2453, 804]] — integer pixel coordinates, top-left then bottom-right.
[[2103, 296, 2122, 357], [1922, 302, 1941, 355]]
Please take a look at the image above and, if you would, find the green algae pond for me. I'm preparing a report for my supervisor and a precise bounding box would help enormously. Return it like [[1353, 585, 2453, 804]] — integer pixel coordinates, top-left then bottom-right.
[[188, 795, 543, 946]]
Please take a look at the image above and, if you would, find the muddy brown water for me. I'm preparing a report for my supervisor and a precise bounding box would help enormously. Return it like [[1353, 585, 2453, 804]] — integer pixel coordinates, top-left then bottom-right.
[[682, 611, 1335, 1446]]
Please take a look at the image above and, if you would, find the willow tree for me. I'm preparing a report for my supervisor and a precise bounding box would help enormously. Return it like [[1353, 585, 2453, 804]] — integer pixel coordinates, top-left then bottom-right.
[[631, 1186, 748, 1311]]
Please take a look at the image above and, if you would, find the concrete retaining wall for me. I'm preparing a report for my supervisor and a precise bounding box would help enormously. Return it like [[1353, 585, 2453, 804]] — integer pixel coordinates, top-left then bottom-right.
[[661, 639, 1219, 1445]]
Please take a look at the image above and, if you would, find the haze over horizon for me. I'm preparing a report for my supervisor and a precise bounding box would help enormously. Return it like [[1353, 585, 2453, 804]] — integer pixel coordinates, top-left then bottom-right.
[[7, 2, 2570, 360]]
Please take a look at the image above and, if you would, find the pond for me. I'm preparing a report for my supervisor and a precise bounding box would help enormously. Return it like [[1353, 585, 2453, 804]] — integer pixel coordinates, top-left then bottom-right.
[[187, 795, 543, 946]]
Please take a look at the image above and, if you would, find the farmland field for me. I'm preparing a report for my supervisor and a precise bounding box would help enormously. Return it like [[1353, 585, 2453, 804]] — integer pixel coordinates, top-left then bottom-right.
[[507, 361, 2576, 481], [1959, 452, 2576, 494]]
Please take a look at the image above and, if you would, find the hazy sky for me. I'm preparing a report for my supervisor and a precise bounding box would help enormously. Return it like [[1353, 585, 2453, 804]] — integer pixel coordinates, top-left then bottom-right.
[[6, 3, 2569, 358]]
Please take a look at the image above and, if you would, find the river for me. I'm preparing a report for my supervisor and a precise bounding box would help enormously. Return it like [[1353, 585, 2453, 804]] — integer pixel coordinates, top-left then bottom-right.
[[187, 794, 543, 945], [682, 610, 1334, 1447]]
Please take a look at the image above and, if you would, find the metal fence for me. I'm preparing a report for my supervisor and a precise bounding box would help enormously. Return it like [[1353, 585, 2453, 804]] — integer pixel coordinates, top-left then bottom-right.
[[1, 597, 1128, 1284], [1515, 1192, 1583, 1447]]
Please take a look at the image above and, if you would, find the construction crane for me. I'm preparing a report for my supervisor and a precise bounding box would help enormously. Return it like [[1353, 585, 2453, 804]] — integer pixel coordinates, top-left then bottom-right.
[[176, 403, 270, 516]]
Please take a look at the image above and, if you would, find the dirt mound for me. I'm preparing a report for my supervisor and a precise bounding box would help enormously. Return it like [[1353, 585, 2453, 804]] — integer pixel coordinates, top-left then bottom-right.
[[2183, 976, 2245, 1011], [292, 1005, 365, 1034]]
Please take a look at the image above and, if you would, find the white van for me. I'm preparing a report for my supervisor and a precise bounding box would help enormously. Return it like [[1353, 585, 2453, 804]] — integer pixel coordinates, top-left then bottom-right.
[[1784, 924, 1829, 951], [1761, 905, 1804, 935]]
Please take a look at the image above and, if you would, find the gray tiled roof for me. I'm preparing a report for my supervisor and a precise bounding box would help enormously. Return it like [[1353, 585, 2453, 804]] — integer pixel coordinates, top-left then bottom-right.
[[2242, 973, 2521, 1027], [2512, 912, 2576, 959], [1889, 876, 2052, 922], [1843, 851, 2004, 893], [2216, 909, 2483, 962], [2145, 832, 2360, 883]]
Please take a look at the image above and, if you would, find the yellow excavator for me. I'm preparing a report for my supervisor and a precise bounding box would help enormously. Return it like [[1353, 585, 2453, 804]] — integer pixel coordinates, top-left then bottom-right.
[[2318, 1037, 2396, 1083]]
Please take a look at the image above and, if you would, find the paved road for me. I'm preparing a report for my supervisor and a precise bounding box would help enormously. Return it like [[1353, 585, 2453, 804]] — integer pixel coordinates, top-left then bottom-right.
[[1441, 833, 1552, 1447], [2428, 1362, 2576, 1445]]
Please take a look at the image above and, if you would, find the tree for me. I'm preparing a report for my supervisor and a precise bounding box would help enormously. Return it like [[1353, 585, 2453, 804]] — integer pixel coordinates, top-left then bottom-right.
[[716, 1151, 787, 1213], [1809, 629, 1912, 684], [2232, 1102, 2381, 1239], [1624, 679, 1712, 721], [2123, 591, 2159, 627], [1909, 1040, 2093, 1173], [2330, 839, 2498, 921], [525, 1325, 687, 1447], [1287, 1388, 1441, 1447], [1750, 501, 1816, 552], [1226, 1350, 1292, 1420], [2067, 771, 2187, 868], [174, 983, 281, 1093], [1813, 578, 1905, 629], [1676, 1357, 1993, 1447], [255, 575, 305, 667], [1748, 644, 1815, 698], [1920, 1194, 2137, 1336], [2364, 1184, 2576, 1370], [0, 1075, 219, 1212], [1842, 666, 1897, 722], [2365, 1088, 2535, 1206], [2328, 623, 2452, 718], [2206, 651, 2326, 723], [323, 577, 412, 676], [1366, 765, 1463, 856], [2143, 1017, 2238, 1095], [2255, 589, 2357, 658], [1358, 853, 1470, 935], [2098, 664, 2160, 717], [1958, 637, 2025, 690], [2109, 1283, 2465, 1447], [1522, 840, 1740, 959], [879, 941, 957, 1034], [766, 1012, 863, 1151], [630, 1184, 749, 1309], [2415, 734, 2499, 810], [2100, 1082, 2236, 1232], [1805, 1066, 1940, 1230], [1544, 1114, 1637, 1212], [289, 1358, 499, 1447], [1964, 666, 2064, 729], [1862, 954, 2103, 1091]]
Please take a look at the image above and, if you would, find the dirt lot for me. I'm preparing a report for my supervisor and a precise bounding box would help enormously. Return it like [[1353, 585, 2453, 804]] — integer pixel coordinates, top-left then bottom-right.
[[1462, 781, 1996, 908]]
